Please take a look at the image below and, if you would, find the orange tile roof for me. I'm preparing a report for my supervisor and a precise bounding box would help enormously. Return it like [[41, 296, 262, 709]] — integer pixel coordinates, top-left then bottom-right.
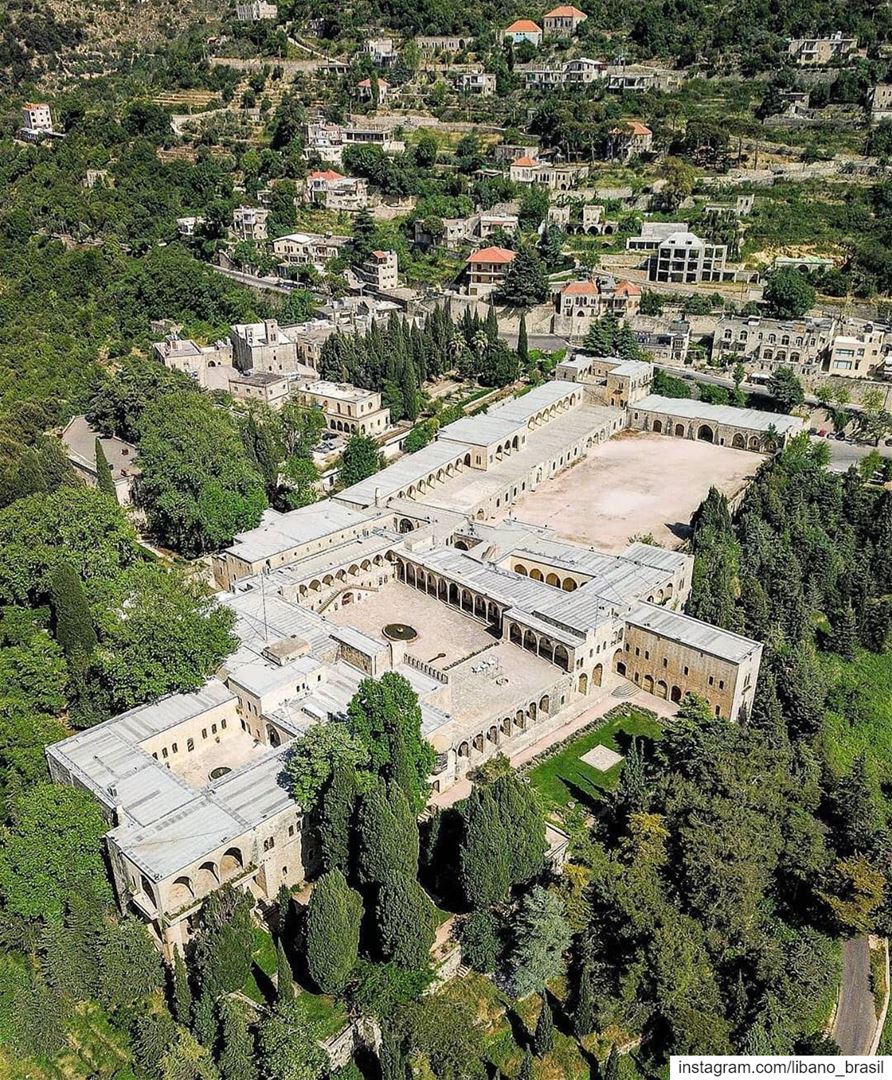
[[371, 249, 390, 258], [467, 246, 517, 264], [308, 169, 345, 181], [511, 155, 539, 167], [562, 280, 599, 295], [611, 120, 652, 136], [544, 6, 586, 17], [615, 281, 642, 296], [358, 78, 389, 88], [506, 19, 542, 32]]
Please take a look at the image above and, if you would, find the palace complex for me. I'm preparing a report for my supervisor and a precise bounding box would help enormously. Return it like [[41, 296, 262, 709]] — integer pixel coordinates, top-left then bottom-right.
[[47, 357, 801, 957]]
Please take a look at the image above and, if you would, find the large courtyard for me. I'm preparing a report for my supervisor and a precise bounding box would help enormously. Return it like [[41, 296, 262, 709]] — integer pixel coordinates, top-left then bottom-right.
[[493, 430, 763, 551]]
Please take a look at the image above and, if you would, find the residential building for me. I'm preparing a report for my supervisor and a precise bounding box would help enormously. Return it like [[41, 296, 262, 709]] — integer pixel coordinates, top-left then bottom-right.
[[631, 317, 691, 365], [646, 231, 731, 284], [228, 371, 292, 409], [503, 19, 543, 45], [232, 206, 269, 242], [355, 249, 399, 291], [522, 57, 605, 87], [542, 5, 587, 37], [493, 142, 541, 163], [563, 57, 607, 84], [825, 322, 892, 379], [714, 314, 837, 376], [20, 102, 56, 141], [454, 70, 497, 95], [510, 155, 546, 184], [870, 84, 892, 121], [235, 0, 278, 19], [787, 32, 858, 65], [357, 78, 390, 103], [626, 221, 690, 253], [61, 416, 140, 507], [305, 171, 369, 212], [554, 277, 641, 334], [152, 335, 237, 390], [295, 380, 391, 435], [478, 211, 519, 238], [272, 232, 349, 272], [304, 119, 345, 163], [176, 216, 204, 238], [466, 246, 517, 296], [606, 65, 682, 92], [343, 119, 405, 152], [366, 37, 397, 66], [608, 120, 653, 161], [416, 35, 469, 53]]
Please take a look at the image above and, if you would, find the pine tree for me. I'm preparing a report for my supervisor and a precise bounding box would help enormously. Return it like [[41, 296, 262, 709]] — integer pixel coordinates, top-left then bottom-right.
[[218, 998, 258, 1080], [459, 786, 511, 909], [49, 562, 97, 672], [318, 766, 357, 876], [832, 754, 883, 859], [172, 950, 193, 1025], [94, 438, 118, 500], [507, 886, 571, 998], [583, 316, 615, 356], [275, 938, 295, 1003], [517, 312, 529, 368], [305, 869, 362, 994], [831, 603, 858, 660], [375, 876, 437, 968], [532, 996, 554, 1056]]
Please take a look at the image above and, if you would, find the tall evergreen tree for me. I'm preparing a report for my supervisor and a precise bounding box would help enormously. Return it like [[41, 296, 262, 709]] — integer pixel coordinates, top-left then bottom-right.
[[375, 875, 437, 968], [532, 995, 554, 1056], [517, 312, 529, 368], [379, 1025, 409, 1080], [830, 604, 858, 660], [572, 961, 596, 1038], [172, 950, 193, 1025], [490, 775, 546, 885], [49, 561, 97, 671], [305, 869, 362, 993], [318, 765, 357, 876], [518, 1050, 534, 1080], [603, 1046, 620, 1080], [459, 786, 511, 909], [356, 779, 419, 885], [94, 438, 118, 499], [218, 998, 258, 1080], [275, 938, 295, 1003]]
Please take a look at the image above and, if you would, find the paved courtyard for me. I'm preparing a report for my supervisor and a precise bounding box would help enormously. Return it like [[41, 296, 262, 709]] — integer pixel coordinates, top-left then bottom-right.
[[167, 727, 266, 790], [494, 430, 763, 551]]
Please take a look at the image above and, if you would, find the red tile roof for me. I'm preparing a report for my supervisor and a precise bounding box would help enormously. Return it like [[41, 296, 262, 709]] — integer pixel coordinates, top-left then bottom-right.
[[611, 120, 652, 136], [562, 280, 599, 295], [467, 246, 517, 264], [308, 169, 345, 181], [506, 19, 542, 32], [544, 5, 586, 17], [615, 281, 642, 296], [511, 155, 539, 167], [358, 78, 389, 88]]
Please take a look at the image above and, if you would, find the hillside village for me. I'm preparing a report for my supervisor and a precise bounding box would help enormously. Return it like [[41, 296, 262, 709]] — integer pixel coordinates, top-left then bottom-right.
[[3, 0, 892, 1078]]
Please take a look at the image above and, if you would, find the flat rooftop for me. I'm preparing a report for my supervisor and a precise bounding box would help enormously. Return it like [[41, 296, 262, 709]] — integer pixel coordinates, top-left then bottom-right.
[[493, 430, 763, 552]]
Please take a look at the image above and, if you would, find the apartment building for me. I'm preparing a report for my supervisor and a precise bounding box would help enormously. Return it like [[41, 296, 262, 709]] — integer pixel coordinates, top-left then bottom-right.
[[235, 0, 278, 20], [645, 231, 730, 284], [355, 250, 399, 291], [305, 171, 369, 212], [825, 322, 892, 379], [714, 314, 837, 376], [454, 70, 497, 95], [20, 102, 57, 141], [787, 32, 858, 65], [232, 206, 269, 242]]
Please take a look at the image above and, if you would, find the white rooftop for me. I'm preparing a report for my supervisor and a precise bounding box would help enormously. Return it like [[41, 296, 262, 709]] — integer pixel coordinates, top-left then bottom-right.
[[634, 394, 805, 434]]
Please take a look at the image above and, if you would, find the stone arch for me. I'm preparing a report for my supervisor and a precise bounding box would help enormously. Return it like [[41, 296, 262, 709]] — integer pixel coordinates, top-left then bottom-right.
[[674, 423, 685, 437], [732, 432, 746, 449], [454, 539, 469, 551], [514, 562, 528, 576], [399, 518, 414, 533], [220, 848, 244, 878], [539, 694, 550, 714], [656, 679, 668, 699], [464, 454, 472, 467], [643, 674, 654, 694], [523, 629, 537, 652], [458, 741, 470, 758], [652, 419, 663, 433], [749, 436, 761, 450], [553, 644, 569, 670], [169, 877, 194, 908], [615, 658, 626, 676], [487, 725, 498, 744], [510, 622, 522, 645], [195, 862, 219, 894], [578, 672, 588, 694], [697, 424, 714, 443], [562, 576, 577, 591], [592, 663, 603, 686], [671, 685, 682, 703], [530, 568, 543, 581], [546, 572, 560, 587]]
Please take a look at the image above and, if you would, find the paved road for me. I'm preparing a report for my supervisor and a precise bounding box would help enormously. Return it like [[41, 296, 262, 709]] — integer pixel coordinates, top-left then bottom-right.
[[833, 937, 879, 1055]]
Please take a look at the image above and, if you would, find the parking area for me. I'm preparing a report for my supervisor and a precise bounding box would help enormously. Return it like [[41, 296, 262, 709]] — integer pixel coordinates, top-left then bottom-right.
[[494, 430, 763, 552]]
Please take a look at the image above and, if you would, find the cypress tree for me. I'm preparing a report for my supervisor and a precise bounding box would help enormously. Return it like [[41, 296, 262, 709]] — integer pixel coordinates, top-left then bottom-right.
[[172, 950, 193, 1025], [192, 989, 217, 1049], [490, 775, 546, 886], [275, 938, 295, 1003], [356, 779, 417, 885], [573, 962, 596, 1038], [380, 1024, 409, 1080], [532, 995, 554, 1056], [306, 869, 362, 994], [218, 997, 258, 1080], [603, 1046, 620, 1080], [583, 316, 614, 356], [485, 303, 499, 343], [49, 562, 97, 672], [94, 438, 118, 500], [517, 312, 529, 368], [459, 786, 510, 909], [375, 876, 437, 968], [519, 1050, 534, 1080], [318, 765, 357, 876]]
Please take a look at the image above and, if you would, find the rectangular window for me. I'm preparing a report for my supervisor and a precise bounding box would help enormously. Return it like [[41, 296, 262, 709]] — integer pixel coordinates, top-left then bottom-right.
[[708, 675, 714, 686], [683, 665, 689, 676], [202, 728, 207, 739], [719, 679, 725, 690], [221, 718, 227, 730], [171, 743, 178, 754], [211, 723, 217, 734], [161, 747, 168, 759], [187, 738, 194, 752], [288, 824, 295, 837]]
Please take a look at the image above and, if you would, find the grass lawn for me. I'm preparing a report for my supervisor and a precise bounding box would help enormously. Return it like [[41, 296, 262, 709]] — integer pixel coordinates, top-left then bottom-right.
[[525, 709, 662, 812], [0, 1001, 135, 1080], [820, 649, 892, 783]]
